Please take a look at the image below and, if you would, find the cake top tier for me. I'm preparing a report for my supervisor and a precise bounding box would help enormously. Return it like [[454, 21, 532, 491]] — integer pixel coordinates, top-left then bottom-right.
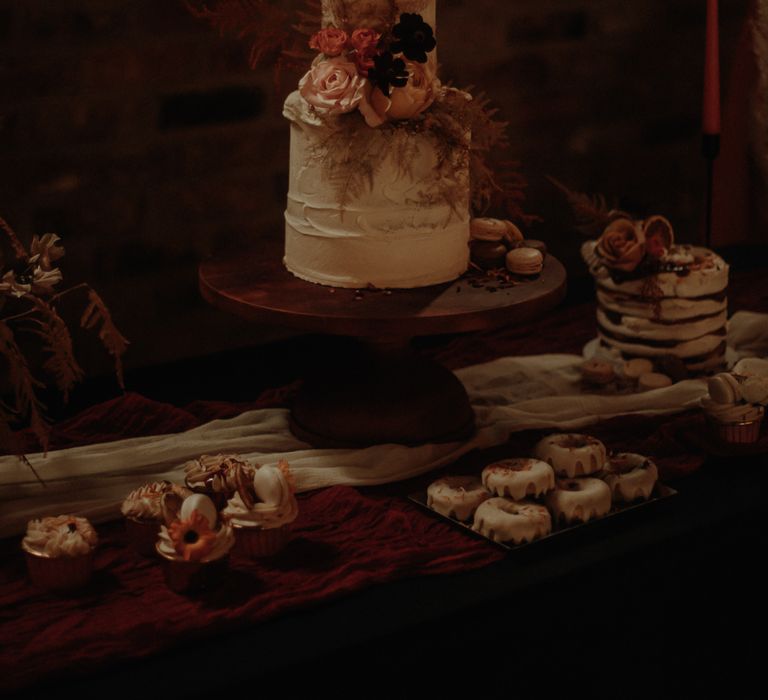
[[322, 0, 436, 33]]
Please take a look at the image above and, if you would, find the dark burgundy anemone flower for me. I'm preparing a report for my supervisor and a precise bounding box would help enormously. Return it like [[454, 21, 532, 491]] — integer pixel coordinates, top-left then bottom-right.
[[368, 51, 409, 96], [389, 13, 436, 63]]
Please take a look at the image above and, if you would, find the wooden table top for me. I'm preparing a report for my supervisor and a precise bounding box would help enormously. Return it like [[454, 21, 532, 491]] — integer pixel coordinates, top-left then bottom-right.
[[199, 238, 567, 338]]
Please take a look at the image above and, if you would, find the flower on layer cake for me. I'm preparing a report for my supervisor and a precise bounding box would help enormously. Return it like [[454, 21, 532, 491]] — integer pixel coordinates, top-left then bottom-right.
[[366, 59, 439, 123], [594, 213, 677, 274], [309, 27, 349, 56], [595, 218, 646, 272], [389, 13, 436, 63], [299, 56, 371, 117], [301, 12, 438, 128]]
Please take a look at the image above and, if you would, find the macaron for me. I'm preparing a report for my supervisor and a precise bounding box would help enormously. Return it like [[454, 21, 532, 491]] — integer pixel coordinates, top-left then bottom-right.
[[622, 358, 654, 380], [470, 218, 508, 242], [520, 239, 547, 258], [638, 373, 673, 391], [581, 359, 616, 386], [471, 240, 508, 269], [506, 247, 544, 275], [707, 373, 742, 404]]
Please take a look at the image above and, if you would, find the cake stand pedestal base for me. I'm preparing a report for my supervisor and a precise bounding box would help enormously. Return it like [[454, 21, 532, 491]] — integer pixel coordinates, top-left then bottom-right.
[[290, 338, 474, 448], [199, 238, 567, 449]]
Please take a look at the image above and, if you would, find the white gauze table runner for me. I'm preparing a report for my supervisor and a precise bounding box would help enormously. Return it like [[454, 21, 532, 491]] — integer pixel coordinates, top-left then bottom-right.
[[1, 311, 765, 537]]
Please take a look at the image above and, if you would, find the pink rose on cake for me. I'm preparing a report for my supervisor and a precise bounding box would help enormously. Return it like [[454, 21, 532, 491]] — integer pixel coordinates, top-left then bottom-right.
[[365, 61, 439, 125], [308, 28, 349, 57], [349, 28, 381, 76], [299, 57, 370, 117], [595, 218, 646, 272]]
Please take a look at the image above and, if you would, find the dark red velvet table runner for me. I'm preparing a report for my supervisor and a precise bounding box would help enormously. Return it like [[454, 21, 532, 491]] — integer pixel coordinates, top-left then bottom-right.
[[1, 269, 766, 693]]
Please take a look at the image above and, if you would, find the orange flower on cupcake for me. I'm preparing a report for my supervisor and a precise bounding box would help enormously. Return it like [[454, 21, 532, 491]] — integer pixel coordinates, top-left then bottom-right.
[[168, 510, 217, 562], [595, 218, 646, 272]]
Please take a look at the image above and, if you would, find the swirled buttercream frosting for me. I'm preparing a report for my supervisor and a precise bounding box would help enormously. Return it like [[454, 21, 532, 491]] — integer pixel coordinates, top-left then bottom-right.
[[23, 515, 98, 557]]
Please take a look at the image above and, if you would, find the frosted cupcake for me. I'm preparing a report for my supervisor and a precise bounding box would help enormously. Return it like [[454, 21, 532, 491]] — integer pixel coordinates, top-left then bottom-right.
[[121, 481, 191, 556], [702, 372, 767, 444], [156, 493, 234, 593], [184, 453, 255, 509], [22, 515, 98, 592], [222, 460, 299, 558]]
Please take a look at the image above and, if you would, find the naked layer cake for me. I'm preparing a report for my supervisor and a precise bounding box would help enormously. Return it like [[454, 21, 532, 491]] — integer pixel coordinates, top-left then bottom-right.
[[582, 215, 729, 375], [283, 0, 470, 288]]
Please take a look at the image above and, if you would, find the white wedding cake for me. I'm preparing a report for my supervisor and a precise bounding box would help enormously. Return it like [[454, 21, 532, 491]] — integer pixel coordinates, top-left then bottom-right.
[[283, 0, 471, 288]]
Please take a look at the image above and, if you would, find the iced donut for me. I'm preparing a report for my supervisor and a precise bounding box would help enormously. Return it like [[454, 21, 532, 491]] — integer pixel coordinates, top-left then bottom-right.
[[533, 434, 607, 477], [545, 478, 612, 525], [481, 458, 555, 500], [427, 476, 490, 521], [472, 498, 552, 545], [602, 453, 658, 502]]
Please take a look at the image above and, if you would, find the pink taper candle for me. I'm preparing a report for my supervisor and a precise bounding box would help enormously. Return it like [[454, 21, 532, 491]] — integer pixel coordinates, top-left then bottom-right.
[[703, 0, 721, 134]]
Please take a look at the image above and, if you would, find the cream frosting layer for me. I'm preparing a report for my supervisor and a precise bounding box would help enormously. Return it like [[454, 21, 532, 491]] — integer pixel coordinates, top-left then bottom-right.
[[472, 498, 552, 545], [597, 330, 725, 359], [283, 90, 470, 288], [121, 481, 191, 521], [481, 459, 555, 500], [595, 288, 727, 322], [222, 464, 299, 530], [545, 478, 612, 524], [427, 476, 490, 521], [596, 308, 727, 343], [602, 453, 658, 502], [23, 515, 98, 558]]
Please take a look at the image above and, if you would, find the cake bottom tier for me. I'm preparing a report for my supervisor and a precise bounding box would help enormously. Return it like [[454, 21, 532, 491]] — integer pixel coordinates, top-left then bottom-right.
[[284, 215, 470, 289]]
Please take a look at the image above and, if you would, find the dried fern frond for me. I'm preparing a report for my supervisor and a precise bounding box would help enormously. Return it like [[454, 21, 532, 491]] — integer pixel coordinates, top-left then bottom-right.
[[0, 320, 50, 454], [29, 298, 84, 403], [80, 290, 129, 390], [547, 176, 631, 236], [0, 215, 28, 261], [185, 0, 318, 78]]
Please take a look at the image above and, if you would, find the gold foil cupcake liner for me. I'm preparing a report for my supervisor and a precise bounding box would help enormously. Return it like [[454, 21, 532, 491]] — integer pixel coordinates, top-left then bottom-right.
[[155, 544, 228, 593], [124, 516, 161, 557], [232, 523, 290, 558], [707, 406, 765, 445], [22, 543, 94, 592]]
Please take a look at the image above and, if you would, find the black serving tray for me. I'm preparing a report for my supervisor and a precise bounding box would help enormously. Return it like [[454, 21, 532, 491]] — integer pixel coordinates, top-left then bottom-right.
[[408, 483, 678, 553]]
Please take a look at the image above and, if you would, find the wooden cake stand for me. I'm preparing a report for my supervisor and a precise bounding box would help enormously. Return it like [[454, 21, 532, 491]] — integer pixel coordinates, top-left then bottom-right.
[[199, 238, 566, 448]]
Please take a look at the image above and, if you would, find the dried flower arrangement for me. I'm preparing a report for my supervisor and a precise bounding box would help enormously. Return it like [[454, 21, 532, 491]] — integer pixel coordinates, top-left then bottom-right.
[[187, 0, 532, 223], [0, 216, 128, 473]]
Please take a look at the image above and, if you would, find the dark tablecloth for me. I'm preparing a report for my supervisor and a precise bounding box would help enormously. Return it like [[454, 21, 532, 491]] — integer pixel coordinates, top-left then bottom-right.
[[1, 267, 766, 693]]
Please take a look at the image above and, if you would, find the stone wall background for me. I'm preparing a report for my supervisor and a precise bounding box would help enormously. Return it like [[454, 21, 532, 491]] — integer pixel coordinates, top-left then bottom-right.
[[0, 0, 750, 374]]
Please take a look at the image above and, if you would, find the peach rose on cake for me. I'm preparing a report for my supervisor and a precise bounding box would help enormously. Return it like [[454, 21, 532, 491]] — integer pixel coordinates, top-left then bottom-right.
[[595, 218, 646, 272], [365, 60, 439, 124], [299, 57, 370, 117], [308, 28, 348, 57]]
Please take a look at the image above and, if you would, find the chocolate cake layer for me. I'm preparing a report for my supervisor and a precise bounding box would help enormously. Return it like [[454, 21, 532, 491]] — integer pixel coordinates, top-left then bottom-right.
[[597, 327, 726, 357], [598, 340, 727, 373], [595, 287, 728, 322]]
